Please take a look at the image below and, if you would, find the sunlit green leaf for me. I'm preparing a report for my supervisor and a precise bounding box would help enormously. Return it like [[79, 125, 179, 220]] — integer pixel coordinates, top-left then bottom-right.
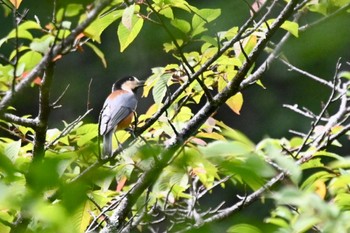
[[117, 14, 144, 52], [84, 9, 123, 43], [152, 73, 171, 104], [335, 193, 350, 210], [171, 18, 191, 33], [281, 20, 299, 37], [18, 51, 42, 71], [72, 200, 91, 232]]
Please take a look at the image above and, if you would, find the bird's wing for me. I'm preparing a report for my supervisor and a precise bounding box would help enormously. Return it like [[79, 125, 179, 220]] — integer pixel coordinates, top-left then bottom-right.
[[99, 92, 137, 135]]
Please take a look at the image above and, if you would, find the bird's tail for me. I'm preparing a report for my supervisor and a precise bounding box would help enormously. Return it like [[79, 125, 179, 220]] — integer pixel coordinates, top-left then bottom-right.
[[102, 131, 113, 159]]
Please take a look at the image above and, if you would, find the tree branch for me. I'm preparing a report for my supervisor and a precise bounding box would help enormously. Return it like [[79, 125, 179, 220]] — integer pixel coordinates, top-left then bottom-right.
[[2, 113, 39, 127]]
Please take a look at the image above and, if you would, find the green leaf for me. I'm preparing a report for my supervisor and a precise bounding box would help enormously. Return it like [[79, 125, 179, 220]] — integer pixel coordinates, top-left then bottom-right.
[[117, 14, 144, 52], [338, 71, 350, 80], [259, 139, 301, 184], [30, 35, 55, 54], [215, 121, 255, 147], [228, 224, 262, 233], [18, 51, 42, 71], [85, 42, 107, 68], [152, 73, 171, 104], [18, 20, 41, 30], [300, 171, 334, 191], [84, 9, 123, 43], [76, 124, 98, 147], [72, 200, 91, 232], [158, 6, 174, 19], [5, 140, 21, 162], [335, 193, 350, 210], [65, 4, 84, 17], [281, 20, 299, 37], [171, 18, 191, 34], [199, 140, 252, 158], [196, 8, 221, 23]]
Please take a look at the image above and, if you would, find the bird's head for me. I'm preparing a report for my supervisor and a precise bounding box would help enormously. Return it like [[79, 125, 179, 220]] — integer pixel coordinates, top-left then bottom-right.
[[112, 76, 145, 93]]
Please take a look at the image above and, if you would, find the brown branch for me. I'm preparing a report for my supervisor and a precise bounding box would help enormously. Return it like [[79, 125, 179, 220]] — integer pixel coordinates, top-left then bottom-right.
[[32, 62, 55, 161]]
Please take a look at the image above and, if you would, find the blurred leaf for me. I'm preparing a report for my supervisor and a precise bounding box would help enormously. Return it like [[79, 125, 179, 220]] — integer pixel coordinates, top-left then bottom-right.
[[228, 224, 262, 233], [72, 200, 91, 233], [0, 152, 17, 178], [258, 139, 301, 184], [335, 193, 350, 210], [26, 158, 62, 191], [9, 0, 22, 9], [57, 3, 84, 20], [300, 170, 334, 192], [300, 158, 324, 170], [4, 140, 21, 162], [338, 71, 350, 80], [76, 123, 98, 147], [0, 181, 26, 210], [199, 140, 252, 158], [216, 121, 255, 147], [30, 35, 55, 54]]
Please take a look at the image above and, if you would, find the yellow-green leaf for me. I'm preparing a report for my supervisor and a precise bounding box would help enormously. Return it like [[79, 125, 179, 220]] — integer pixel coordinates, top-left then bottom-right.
[[281, 20, 299, 37], [117, 14, 144, 52], [226, 92, 243, 115]]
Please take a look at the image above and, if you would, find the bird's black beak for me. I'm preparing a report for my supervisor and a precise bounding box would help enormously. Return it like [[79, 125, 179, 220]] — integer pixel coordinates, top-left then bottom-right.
[[137, 80, 145, 87]]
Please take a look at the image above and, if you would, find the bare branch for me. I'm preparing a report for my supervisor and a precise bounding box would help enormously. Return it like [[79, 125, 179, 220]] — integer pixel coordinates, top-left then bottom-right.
[[51, 84, 70, 108], [2, 113, 39, 127], [45, 108, 93, 150], [279, 58, 338, 90]]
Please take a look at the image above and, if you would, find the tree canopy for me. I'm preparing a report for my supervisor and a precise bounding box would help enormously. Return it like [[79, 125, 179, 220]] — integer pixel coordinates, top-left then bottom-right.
[[1, 0, 350, 232]]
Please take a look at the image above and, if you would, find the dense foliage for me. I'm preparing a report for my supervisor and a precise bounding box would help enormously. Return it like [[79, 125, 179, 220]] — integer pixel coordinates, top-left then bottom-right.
[[1, 0, 350, 232]]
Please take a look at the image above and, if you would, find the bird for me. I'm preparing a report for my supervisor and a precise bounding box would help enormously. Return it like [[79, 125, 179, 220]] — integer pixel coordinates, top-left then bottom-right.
[[99, 76, 144, 159]]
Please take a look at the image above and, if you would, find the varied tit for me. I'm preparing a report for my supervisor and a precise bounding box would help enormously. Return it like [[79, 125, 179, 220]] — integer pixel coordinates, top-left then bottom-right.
[[99, 76, 144, 158]]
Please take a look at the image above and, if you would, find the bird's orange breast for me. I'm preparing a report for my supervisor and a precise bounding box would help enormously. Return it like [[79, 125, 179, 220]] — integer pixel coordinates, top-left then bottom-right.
[[117, 112, 133, 130]]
